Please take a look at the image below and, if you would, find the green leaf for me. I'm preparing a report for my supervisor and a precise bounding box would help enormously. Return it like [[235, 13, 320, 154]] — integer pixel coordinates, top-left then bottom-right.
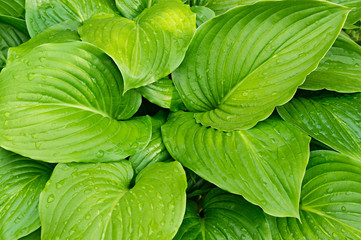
[[79, 0, 196, 92], [267, 151, 361, 239], [0, 41, 150, 163], [7, 21, 80, 65], [346, 26, 361, 43], [0, 0, 25, 18], [301, 33, 361, 93], [328, 0, 361, 26], [206, 0, 258, 14], [138, 77, 185, 111], [277, 93, 361, 161], [0, 17, 29, 70], [115, 0, 160, 19], [25, 0, 118, 37], [40, 161, 187, 239], [129, 111, 171, 174], [173, 1, 349, 131], [0, 148, 52, 240], [174, 188, 272, 240], [162, 111, 310, 217], [19, 229, 41, 240], [191, 6, 215, 27]]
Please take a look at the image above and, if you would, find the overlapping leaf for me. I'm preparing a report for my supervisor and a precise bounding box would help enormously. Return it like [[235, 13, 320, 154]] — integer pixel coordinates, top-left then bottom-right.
[[79, 0, 196, 91], [0, 17, 29, 69], [40, 161, 187, 239], [129, 111, 171, 174], [19, 229, 41, 240], [174, 188, 272, 240], [0, 148, 52, 240], [138, 77, 185, 111], [301, 33, 361, 93], [328, 0, 361, 27], [0, 0, 25, 18], [191, 6, 215, 27], [277, 93, 361, 161], [162, 111, 310, 217], [173, 1, 349, 131], [0, 41, 150, 163], [115, 0, 159, 19], [268, 151, 361, 239], [25, 0, 118, 37]]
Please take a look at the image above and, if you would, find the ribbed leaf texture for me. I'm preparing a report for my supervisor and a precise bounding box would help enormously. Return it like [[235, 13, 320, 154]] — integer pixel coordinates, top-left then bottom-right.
[[40, 161, 187, 240], [268, 151, 361, 239], [174, 188, 272, 239], [0, 41, 150, 163], [25, 0, 118, 37], [173, 1, 349, 131], [0, 148, 52, 240], [162, 111, 310, 217], [301, 33, 361, 93], [79, 0, 196, 91], [278, 93, 361, 161]]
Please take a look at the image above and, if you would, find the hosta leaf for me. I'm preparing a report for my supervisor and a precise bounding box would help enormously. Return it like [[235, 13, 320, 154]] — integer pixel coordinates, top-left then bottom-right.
[[206, 0, 257, 14], [129, 111, 171, 174], [174, 188, 272, 240], [79, 0, 196, 92], [328, 0, 361, 26], [162, 111, 310, 217], [0, 17, 29, 70], [191, 6, 215, 27], [277, 93, 361, 161], [115, 0, 159, 19], [0, 148, 52, 240], [267, 151, 361, 239], [40, 161, 187, 240], [25, 0, 118, 37], [0, 0, 25, 18], [7, 21, 80, 64], [0, 41, 150, 163], [138, 77, 185, 111], [301, 33, 361, 93], [173, 1, 349, 131]]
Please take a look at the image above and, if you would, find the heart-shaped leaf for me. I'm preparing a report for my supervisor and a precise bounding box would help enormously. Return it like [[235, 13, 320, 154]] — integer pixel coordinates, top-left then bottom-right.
[[174, 188, 272, 240], [301, 33, 361, 93], [0, 16, 29, 69], [0, 0, 25, 18], [0, 41, 150, 163], [267, 151, 361, 239], [25, 0, 118, 37], [162, 111, 310, 217], [277, 93, 361, 161], [79, 0, 196, 91], [129, 111, 171, 174], [138, 77, 185, 111], [0, 148, 52, 240], [40, 161, 187, 239], [173, 1, 349, 131]]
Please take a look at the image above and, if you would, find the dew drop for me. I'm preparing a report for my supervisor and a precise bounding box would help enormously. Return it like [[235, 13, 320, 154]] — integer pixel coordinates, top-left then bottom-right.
[[341, 206, 346, 211], [96, 150, 104, 158], [3, 112, 10, 118], [47, 194, 55, 203], [39, 57, 46, 63]]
